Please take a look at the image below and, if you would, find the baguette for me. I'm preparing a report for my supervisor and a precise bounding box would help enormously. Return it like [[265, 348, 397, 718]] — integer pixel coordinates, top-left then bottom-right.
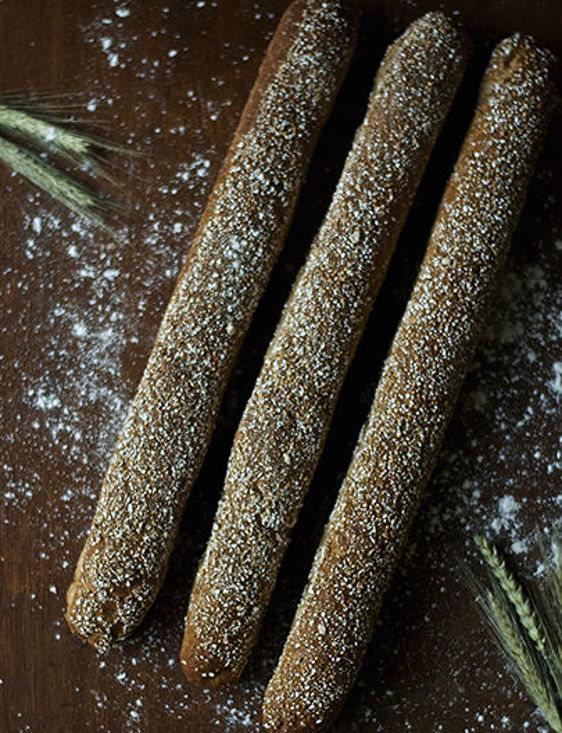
[[262, 33, 557, 733], [181, 12, 468, 686], [65, 0, 357, 652]]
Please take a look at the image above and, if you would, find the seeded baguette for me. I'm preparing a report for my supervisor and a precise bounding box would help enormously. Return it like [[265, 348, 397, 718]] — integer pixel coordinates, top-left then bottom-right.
[[262, 34, 557, 733], [65, 0, 357, 653], [180, 12, 468, 687]]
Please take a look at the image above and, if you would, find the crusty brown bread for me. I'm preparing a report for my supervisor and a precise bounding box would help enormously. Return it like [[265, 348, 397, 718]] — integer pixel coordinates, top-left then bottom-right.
[[262, 34, 557, 733], [180, 12, 468, 687], [65, 0, 357, 653]]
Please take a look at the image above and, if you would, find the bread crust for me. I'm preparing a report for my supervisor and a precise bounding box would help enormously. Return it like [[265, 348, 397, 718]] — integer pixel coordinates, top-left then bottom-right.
[[65, 0, 357, 652], [181, 12, 468, 687], [262, 34, 557, 733]]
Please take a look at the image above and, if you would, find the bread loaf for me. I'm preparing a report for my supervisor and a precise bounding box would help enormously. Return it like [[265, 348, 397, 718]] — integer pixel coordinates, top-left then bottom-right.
[[181, 12, 468, 687], [65, 0, 357, 652]]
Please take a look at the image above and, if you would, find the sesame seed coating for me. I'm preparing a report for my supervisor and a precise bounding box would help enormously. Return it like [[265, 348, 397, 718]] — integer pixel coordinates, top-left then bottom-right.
[[262, 33, 557, 733], [181, 12, 468, 686], [65, 0, 357, 652]]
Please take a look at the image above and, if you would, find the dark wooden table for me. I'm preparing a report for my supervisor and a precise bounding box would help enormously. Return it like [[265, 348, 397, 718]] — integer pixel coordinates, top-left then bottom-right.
[[1, 1, 561, 731]]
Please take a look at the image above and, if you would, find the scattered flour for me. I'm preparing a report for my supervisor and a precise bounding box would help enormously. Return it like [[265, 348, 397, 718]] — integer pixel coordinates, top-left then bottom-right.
[[0, 3, 560, 733]]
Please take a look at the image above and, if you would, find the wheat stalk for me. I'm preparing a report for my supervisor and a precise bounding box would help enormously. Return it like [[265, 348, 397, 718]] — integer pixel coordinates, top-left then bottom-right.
[[0, 136, 110, 229], [0, 99, 131, 154], [468, 532, 562, 731], [0, 103, 91, 155], [482, 589, 562, 732], [535, 532, 562, 700], [475, 534, 546, 653], [0, 94, 136, 232], [550, 533, 562, 611]]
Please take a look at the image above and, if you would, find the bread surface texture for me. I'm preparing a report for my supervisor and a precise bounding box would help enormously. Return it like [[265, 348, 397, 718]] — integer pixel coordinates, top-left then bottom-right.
[[262, 32, 557, 733], [65, 0, 357, 652], [181, 10, 468, 687]]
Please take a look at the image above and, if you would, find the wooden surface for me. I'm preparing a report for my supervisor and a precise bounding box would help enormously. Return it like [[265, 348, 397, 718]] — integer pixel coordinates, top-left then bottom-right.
[[1, 1, 561, 731]]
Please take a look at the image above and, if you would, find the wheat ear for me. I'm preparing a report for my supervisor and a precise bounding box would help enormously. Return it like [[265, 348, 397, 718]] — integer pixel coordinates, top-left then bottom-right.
[[0, 103, 91, 155], [0, 101, 132, 154], [0, 136, 110, 230], [475, 535, 546, 653], [483, 589, 562, 732]]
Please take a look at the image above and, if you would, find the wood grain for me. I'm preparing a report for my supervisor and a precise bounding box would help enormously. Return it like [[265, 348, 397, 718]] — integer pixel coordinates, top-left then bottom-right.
[[1, 1, 560, 731]]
